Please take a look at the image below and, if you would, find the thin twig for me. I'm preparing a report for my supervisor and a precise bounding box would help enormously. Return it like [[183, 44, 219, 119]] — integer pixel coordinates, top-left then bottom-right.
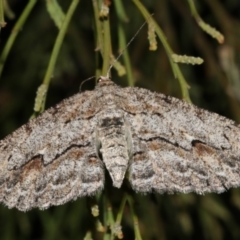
[[132, 0, 191, 102], [0, 0, 37, 79]]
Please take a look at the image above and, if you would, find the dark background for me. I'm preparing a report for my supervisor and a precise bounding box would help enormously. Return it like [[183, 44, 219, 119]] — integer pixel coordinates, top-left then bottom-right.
[[0, 0, 240, 239]]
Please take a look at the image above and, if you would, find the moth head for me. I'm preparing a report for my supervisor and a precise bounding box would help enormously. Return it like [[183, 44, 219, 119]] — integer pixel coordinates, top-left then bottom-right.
[[97, 76, 115, 87]]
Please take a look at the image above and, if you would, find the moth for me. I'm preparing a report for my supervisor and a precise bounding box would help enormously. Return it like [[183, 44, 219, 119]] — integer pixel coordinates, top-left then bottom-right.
[[0, 76, 240, 211]]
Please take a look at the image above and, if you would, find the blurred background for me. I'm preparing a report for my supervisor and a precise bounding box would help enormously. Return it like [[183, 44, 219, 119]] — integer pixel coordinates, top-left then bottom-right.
[[0, 0, 240, 239]]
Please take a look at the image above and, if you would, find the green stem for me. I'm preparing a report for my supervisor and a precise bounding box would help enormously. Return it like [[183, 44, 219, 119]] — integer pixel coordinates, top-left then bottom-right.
[[0, 0, 37, 80], [4, 0, 15, 19], [92, 0, 103, 51], [107, 200, 116, 240], [31, 0, 80, 116], [187, 0, 224, 44], [127, 195, 143, 240], [118, 21, 134, 86], [103, 195, 111, 240], [113, 0, 129, 22], [132, 0, 191, 102], [92, 0, 104, 79], [187, 0, 199, 18], [102, 17, 111, 76], [116, 193, 128, 224], [0, 0, 6, 27], [43, 0, 80, 86]]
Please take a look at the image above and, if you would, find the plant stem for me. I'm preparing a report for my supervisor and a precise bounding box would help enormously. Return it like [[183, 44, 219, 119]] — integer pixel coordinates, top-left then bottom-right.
[[132, 0, 191, 102], [127, 195, 143, 240], [43, 0, 80, 87], [0, 0, 37, 79], [102, 17, 111, 76]]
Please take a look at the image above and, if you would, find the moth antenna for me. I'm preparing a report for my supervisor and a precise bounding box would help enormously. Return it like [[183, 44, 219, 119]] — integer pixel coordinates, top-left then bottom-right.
[[79, 76, 96, 91], [106, 17, 151, 78]]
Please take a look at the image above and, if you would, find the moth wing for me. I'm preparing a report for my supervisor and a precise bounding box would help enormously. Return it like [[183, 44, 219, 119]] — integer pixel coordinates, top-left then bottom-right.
[[0, 90, 104, 210], [118, 87, 240, 194]]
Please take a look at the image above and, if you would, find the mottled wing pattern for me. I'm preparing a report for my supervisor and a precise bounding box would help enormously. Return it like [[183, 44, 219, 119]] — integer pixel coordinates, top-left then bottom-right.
[[1, 77, 240, 211], [117, 86, 240, 194], [0, 91, 104, 211]]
